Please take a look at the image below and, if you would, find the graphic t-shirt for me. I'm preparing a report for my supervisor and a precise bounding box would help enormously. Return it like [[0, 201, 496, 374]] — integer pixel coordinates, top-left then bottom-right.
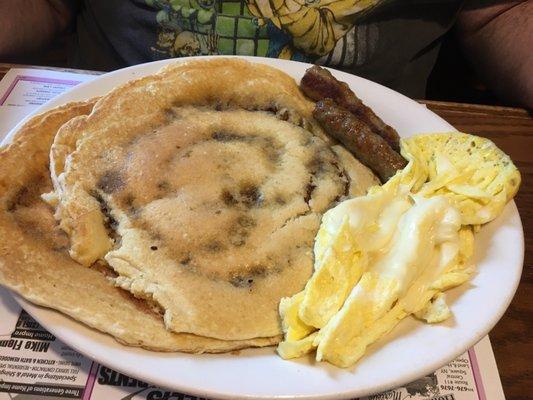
[[71, 0, 464, 97]]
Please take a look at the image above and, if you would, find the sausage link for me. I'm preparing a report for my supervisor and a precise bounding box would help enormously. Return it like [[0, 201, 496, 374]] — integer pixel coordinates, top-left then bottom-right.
[[313, 99, 407, 182], [301, 65, 401, 152]]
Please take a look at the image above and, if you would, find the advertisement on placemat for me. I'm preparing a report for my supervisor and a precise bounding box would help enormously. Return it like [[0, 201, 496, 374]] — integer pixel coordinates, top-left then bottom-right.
[[362, 365, 480, 400], [0, 311, 92, 399]]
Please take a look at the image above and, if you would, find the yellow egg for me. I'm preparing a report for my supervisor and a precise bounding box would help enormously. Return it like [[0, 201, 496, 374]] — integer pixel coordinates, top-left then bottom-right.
[[279, 291, 315, 341], [276, 131, 520, 369], [299, 218, 367, 328], [431, 226, 475, 291], [299, 185, 412, 329], [277, 332, 318, 360], [386, 138, 428, 192], [402, 132, 521, 225], [316, 196, 462, 367], [415, 292, 451, 323], [318, 303, 407, 368]]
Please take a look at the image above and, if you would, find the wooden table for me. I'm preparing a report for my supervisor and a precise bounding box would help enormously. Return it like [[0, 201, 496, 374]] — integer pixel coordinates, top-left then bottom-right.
[[1, 63, 531, 399], [425, 102, 533, 400]]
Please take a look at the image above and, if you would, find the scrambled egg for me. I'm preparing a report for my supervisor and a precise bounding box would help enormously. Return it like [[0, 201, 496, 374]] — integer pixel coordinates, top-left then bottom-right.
[[400, 132, 521, 225], [277, 132, 520, 368]]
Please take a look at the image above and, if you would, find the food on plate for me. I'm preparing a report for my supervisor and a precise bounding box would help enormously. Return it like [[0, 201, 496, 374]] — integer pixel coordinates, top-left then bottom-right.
[[277, 129, 520, 367], [401, 132, 521, 225], [0, 59, 379, 351], [45, 59, 380, 342], [314, 98, 408, 182], [300, 65, 401, 151], [0, 58, 521, 363], [0, 101, 280, 352], [53, 107, 354, 341]]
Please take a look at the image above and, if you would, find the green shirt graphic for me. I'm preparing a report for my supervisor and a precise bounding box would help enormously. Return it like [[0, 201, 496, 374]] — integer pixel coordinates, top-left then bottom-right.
[[71, 0, 463, 98]]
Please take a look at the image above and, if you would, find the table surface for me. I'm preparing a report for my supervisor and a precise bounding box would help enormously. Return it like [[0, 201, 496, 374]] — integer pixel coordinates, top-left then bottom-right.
[[0, 63, 531, 399]]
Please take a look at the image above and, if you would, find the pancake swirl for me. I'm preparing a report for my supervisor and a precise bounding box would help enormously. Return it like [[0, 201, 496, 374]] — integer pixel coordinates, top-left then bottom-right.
[[0, 101, 279, 352], [47, 59, 378, 341]]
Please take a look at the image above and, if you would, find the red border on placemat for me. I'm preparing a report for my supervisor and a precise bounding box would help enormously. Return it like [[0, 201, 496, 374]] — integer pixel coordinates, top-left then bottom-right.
[[468, 348, 487, 400], [0, 75, 81, 105], [82, 362, 99, 400]]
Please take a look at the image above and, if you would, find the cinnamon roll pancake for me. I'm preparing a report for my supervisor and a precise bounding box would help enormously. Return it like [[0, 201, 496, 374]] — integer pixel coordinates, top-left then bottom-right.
[[0, 101, 279, 351], [49, 59, 377, 341]]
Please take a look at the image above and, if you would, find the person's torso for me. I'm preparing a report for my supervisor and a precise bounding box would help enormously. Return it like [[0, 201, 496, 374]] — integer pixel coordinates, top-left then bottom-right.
[[72, 0, 463, 97]]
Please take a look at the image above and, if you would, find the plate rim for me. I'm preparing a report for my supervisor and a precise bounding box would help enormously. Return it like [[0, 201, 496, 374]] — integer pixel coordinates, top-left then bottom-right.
[[2, 56, 525, 399]]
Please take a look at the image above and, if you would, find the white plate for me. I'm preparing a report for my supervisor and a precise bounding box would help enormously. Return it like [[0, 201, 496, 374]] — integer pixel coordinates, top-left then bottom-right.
[[3, 57, 524, 399]]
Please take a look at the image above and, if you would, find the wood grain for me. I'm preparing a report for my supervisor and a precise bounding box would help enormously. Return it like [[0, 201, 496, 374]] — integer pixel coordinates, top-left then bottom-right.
[[0, 64, 531, 399], [424, 100, 533, 400]]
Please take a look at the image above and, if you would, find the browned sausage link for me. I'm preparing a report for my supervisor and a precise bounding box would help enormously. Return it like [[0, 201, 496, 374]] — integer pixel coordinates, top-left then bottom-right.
[[301, 65, 401, 152], [313, 99, 407, 182]]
